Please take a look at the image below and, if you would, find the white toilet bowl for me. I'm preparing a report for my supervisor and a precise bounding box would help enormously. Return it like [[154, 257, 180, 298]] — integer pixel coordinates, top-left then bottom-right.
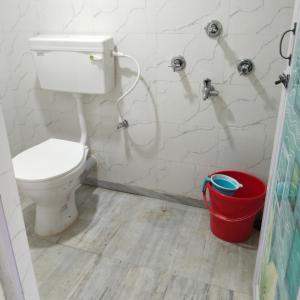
[[13, 138, 89, 236]]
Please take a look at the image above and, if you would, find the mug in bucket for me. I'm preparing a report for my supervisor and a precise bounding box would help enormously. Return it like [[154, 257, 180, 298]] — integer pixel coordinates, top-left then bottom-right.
[[201, 173, 243, 196]]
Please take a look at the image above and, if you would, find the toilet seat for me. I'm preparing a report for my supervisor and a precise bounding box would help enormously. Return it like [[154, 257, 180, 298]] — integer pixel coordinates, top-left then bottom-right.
[[13, 138, 88, 182]]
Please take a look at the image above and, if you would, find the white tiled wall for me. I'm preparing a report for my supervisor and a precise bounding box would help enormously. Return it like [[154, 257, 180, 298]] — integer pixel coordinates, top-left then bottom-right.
[[0, 0, 295, 199]]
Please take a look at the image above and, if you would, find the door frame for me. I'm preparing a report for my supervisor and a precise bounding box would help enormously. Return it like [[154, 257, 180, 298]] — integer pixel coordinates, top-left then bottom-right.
[[0, 108, 40, 300], [252, 0, 300, 298], [0, 196, 24, 300]]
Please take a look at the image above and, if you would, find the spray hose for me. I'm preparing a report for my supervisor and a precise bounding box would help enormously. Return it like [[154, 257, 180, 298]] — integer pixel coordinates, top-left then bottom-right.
[[112, 51, 141, 129]]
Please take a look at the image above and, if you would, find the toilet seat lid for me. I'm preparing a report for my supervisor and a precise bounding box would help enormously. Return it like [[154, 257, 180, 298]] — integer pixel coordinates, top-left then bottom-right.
[[13, 139, 87, 182]]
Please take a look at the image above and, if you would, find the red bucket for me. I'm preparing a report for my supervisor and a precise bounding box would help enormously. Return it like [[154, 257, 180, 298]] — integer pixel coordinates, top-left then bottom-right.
[[202, 170, 266, 242], [208, 207, 262, 243]]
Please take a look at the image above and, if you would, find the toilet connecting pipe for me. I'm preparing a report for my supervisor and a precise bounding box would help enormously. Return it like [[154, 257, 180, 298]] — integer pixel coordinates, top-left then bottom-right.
[[73, 93, 88, 145], [73, 93, 97, 181], [80, 155, 97, 182]]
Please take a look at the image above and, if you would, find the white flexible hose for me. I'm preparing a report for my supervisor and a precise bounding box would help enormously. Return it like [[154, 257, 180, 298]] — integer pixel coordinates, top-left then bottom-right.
[[112, 51, 141, 125], [73, 93, 88, 145]]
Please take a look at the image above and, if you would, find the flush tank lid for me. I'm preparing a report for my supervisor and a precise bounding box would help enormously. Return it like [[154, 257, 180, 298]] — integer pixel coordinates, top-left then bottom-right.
[[29, 34, 114, 52]]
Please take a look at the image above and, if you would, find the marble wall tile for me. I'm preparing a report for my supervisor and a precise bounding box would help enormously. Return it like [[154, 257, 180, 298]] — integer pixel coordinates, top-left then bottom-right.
[[37, 0, 92, 33], [153, 0, 230, 34], [155, 81, 202, 124], [216, 118, 276, 181], [229, 0, 294, 35], [158, 123, 219, 165], [215, 84, 279, 128], [93, 150, 158, 191], [0, 0, 295, 200], [0, 32, 23, 156], [156, 160, 199, 198], [113, 34, 158, 82], [37, 0, 155, 34], [2, 31, 37, 92], [0, 0, 39, 33]]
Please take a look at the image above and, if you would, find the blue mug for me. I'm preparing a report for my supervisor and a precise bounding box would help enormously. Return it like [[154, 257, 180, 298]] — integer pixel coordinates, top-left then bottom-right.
[[202, 174, 243, 196]]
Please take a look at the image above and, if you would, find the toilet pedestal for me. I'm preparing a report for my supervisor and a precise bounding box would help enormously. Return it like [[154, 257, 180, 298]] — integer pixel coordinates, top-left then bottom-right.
[[34, 187, 79, 236]]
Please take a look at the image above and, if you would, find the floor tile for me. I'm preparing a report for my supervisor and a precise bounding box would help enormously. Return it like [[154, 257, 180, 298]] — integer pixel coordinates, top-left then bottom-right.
[[67, 256, 163, 300], [23, 185, 257, 299], [32, 242, 98, 300], [69, 258, 251, 300]]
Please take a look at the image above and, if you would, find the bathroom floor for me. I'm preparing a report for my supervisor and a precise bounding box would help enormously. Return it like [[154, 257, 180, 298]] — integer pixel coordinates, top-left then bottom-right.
[[22, 185, 259, 300]]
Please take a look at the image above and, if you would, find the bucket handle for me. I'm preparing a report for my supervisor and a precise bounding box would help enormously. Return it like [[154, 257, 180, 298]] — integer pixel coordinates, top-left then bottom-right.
[[202, 182, 264, 223], [202, 178, 211, 209]]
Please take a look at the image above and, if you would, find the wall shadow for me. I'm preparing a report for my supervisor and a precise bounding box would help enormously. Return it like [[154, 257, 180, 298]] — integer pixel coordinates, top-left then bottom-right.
[[179, 71, 198, 103], [122, 74, 161, 160], [211, 93, 235, 147], [219, 36, 277, 110]]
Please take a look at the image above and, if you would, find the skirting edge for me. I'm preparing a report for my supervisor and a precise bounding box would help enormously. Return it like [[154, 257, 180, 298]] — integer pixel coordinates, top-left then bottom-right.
[[84, 177, 205, 209]]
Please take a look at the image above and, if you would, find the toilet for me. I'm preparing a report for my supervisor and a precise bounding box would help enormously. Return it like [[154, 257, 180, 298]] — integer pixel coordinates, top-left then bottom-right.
[[12, 35, 115, 236], [13, 139, 89, 236]]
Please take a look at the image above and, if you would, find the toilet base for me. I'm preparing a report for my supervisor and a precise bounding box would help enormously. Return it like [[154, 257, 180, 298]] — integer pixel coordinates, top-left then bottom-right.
[[34, 188, 79, 236]]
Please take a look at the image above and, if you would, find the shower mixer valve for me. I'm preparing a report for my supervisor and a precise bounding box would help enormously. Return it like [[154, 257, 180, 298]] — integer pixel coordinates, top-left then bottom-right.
[[237, 59, 254, 76], [205, 20, 223, 38], [168, 56, 186, 72]]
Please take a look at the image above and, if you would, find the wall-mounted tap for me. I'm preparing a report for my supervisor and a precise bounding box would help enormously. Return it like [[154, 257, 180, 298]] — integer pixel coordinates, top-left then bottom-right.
[[237, 59, 254, 76], [168, 56, 186, 72], [205, 20, 223, 38], [202, 78, 219, 100], [275, 73, 289, 88]]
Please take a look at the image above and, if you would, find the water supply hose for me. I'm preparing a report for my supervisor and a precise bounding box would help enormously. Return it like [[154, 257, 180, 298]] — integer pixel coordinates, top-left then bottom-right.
[[73, 93, 88, 145], [112, 51, 141, 129]]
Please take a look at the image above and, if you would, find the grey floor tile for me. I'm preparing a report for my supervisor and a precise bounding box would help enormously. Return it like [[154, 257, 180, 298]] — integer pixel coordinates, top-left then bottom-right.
[[24, 185, 256, 299], [102, 200, 189, 271], [209, 240, 257, 294], [28, 236, 55, 262], [57, 189, 148, 254], [69, 258, 251, 300], [32, 242, 98, 300], [68, 257, 170, 300], [233, 292, 252, 300], [161, 275, 234, 300]]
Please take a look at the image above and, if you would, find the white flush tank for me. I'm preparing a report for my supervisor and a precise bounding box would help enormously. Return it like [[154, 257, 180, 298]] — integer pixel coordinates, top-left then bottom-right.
[[29, 35, 115, 94]]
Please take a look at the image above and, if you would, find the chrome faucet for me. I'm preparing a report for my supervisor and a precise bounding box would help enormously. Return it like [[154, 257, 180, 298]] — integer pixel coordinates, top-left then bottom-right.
[[202, 78, 219, 100]]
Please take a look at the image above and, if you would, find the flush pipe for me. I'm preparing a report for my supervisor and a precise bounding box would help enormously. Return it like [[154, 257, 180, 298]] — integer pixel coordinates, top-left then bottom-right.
[[73, 93, 98, 181], [73, 93, 88, 145]]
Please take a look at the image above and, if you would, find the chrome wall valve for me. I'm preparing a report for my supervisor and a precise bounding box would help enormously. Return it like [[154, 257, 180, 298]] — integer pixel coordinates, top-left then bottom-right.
[[237, 59, 254, 76], [168, 56, 186, 72], [205, 20, 223, 38]]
